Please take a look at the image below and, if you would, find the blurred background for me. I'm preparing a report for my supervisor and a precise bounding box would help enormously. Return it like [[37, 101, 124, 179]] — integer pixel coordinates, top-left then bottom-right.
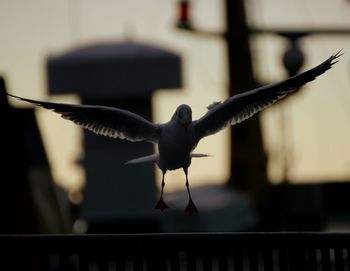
[[0, 0, 350, 234]]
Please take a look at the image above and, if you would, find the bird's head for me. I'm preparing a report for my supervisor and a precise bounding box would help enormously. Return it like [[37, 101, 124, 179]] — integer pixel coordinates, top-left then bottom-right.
[[172, 104, 192, 130]]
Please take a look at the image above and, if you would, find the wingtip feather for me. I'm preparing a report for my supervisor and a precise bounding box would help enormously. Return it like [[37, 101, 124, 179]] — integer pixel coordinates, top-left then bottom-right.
[[6, 92, 42, 106], [6, 93, 20, 100], [330, 49, 344, 66]]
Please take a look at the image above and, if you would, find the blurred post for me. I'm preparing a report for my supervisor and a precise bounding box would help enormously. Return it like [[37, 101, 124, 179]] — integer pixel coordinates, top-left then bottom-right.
[[47, 43, 182, 232], [0, 77, 69, 234], [225, 0, 269, 204]]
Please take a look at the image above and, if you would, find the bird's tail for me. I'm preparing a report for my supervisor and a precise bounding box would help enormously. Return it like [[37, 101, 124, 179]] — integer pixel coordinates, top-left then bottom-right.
[[125, 153, 212, 165], [190, 153, 212, 158], [125, 154, 159, 165]]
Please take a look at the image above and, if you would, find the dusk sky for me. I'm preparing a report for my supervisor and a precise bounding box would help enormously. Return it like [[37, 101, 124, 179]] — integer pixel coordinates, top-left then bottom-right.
[[1, 0, 350, 193]]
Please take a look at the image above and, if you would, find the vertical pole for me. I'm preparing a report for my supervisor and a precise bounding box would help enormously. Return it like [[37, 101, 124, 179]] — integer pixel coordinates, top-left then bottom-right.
[[225, 0, 269, 205]]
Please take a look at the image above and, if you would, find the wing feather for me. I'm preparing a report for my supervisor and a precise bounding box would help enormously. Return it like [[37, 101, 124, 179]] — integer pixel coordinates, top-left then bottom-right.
[[7, 94, 159, 143], [194, 50, 343, 141]]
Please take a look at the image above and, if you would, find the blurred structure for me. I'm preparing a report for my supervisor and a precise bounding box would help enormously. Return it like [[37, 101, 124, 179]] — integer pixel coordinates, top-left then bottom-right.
[[1, 0, 349, 234], [176, 0, 269, 226], [176, 0, 350, 231], [0, 77, 70, 234], [224, 0, 269, 208], [47, 42, 182, 233], [161, 184, 257, 232], [262, 182, 350, 231]]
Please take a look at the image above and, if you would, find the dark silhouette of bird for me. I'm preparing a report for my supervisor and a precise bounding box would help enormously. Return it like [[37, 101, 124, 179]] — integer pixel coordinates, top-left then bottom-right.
[[7, 50, 342, 214]]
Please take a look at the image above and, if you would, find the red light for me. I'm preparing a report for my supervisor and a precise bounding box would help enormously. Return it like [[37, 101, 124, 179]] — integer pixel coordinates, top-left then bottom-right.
[[180, 1, 189, 22], [177, 0, 192, 29]]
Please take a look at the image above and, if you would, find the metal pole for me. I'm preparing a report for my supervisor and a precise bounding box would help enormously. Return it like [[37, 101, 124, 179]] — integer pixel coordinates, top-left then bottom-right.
[[225, 0, 269, 204]]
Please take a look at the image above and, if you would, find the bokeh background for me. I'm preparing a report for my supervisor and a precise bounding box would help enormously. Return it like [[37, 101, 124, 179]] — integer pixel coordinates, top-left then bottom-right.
[[1, 0, 350, 234]]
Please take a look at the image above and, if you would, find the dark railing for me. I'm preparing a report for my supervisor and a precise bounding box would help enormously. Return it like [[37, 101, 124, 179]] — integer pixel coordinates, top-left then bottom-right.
[[1, 232, 349, 271]]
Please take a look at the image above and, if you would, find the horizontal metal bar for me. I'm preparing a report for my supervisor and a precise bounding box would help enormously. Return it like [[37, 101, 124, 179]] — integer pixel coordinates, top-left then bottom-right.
[[177, 25, 350, 39], [0, 232, 350, 253], [250, 27, 350, 36]]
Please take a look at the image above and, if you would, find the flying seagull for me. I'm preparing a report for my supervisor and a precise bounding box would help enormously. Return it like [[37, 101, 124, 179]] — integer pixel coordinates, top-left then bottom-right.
[[7, 50, 342, 214]]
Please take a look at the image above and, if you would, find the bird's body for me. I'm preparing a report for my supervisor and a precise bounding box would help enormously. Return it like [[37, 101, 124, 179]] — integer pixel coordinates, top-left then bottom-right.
[[158, 124, 193, 171], [157, 105, 196, 171], [7, 51, 342, 214]]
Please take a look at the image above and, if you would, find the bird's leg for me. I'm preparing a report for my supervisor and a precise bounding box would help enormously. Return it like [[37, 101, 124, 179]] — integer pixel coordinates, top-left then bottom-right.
[[183, 168, 198, 214], [155, 170, 168, 211]]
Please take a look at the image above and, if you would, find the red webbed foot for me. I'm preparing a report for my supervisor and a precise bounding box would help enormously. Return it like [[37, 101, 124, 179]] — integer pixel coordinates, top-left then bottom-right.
[[155, 197, 169, 211], [185, 199, 199, 215]]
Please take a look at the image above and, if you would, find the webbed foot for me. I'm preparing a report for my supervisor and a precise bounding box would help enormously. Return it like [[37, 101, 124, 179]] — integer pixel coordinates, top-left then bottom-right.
[[155, 197, 169, 211], [185, 199, 199, 215]]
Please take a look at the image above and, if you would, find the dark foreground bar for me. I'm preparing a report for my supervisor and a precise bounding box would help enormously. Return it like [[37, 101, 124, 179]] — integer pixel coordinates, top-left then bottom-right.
[[1, 232, 349, 271]]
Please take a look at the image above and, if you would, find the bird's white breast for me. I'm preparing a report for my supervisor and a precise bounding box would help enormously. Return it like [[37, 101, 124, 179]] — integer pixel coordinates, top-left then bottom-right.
[[157, 121, 196, 171]]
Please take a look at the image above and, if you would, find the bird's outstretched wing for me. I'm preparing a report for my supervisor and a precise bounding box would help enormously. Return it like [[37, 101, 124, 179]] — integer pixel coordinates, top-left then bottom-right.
[[194, 50, 343, 141], [7, 94, 159, 143]]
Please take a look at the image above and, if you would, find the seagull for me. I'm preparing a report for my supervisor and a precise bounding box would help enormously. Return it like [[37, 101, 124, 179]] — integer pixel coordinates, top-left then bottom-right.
[[7, 51, 342, 214]]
